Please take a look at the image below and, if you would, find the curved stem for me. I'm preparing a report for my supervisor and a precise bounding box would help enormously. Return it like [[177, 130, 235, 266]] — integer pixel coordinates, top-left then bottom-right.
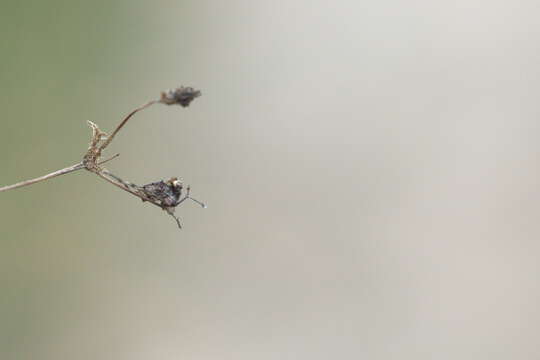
[[98, 100, 158, 151]]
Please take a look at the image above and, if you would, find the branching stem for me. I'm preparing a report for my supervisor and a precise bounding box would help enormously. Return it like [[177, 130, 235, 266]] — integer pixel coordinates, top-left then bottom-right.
[[0, 154, 120, 193], [0, 86, 203, 228]]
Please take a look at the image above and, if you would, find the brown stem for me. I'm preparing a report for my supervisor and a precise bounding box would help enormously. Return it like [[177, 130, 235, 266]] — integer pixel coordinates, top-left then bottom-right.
[[98, 100, 158, 152], [99, 153, 120, 165], [0, 86, 202, 229], [0, 152, 120, 193], [95, 169, 184, 228], [0, 162, 85, 192], [95, 170, 162, 209]]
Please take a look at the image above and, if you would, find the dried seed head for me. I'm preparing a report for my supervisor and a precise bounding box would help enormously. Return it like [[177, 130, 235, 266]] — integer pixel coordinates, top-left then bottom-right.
[[142, 179, 182, 208], [160, 86, 201, 107]]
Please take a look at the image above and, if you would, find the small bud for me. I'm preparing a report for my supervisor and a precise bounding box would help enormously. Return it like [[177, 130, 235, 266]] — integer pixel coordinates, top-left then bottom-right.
[[160, 86, 201, 107]]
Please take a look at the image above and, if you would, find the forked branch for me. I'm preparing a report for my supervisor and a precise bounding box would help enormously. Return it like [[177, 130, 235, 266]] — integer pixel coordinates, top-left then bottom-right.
[[0, 86, 204, 229]]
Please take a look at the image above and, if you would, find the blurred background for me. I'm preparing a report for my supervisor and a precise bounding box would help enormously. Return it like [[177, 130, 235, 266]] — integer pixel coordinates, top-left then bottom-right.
[[2, 0, 540, 359]]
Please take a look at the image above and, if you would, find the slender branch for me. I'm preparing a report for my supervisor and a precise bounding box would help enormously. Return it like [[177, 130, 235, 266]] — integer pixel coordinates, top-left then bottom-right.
[[98, 100, 158, 152], [95, 169, 184, 227], [98, 153, 120, 165], [96, 170, 156, 206], [97, 86, 201, 153], [0, 162, 84, 192], [0, 85, 204, 229], [0, 153, 120, 193]]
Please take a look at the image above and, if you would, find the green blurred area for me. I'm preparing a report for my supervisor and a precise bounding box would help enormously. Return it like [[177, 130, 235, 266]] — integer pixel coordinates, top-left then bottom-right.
[[1, 0, 133, 230], [1, 2, 244, 358], [0, 2, 161, 358]]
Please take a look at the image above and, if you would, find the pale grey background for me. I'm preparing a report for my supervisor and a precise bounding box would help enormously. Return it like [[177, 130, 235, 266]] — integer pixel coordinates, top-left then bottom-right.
[[1, 1, 540, 359]]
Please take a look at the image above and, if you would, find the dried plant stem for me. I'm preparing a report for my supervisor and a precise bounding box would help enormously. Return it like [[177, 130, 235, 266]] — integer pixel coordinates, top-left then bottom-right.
[[97, 170, 154, 205], [0, 86, 203, 228], [94, 169, 185, 227], [0, 99, 158, 194], [0, 154, 120, 193], [0, 163, 84, 192], [98, 100, 158, 152]]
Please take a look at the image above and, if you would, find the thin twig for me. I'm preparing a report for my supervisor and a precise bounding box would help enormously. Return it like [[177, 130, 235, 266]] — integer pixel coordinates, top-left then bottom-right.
[[98, 100, 158, 152], [98, 153, 120, 165], [0, 153, 120, 193], [0, 162, 84, 193], [0, 86, 204, 229], [97, 170, 157, 206]]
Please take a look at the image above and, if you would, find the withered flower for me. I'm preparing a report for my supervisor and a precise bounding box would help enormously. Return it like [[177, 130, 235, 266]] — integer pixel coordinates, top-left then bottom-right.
[[160, 86, 201, 107], [139, 177, 206, 228], [142, 177, 183, 208], [1, 85, 206, 229]]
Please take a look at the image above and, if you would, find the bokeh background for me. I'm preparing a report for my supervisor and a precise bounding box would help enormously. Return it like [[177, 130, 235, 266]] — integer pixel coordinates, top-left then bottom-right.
[[2, 1, 540, 359]]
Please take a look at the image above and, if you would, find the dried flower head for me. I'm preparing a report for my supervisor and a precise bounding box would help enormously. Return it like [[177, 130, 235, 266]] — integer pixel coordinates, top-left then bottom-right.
[[142, 177, 183, 207], [1, 84, 206, 229], [139, 176, 206, 228], [160, 86, 201, 107]]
